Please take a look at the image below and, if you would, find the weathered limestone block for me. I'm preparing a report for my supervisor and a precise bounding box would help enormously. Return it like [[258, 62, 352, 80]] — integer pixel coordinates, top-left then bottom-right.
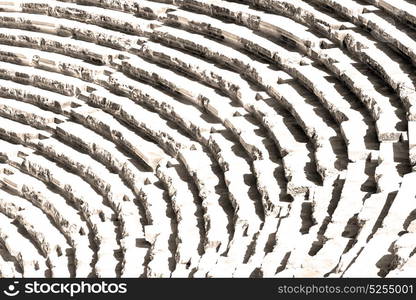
[[307, 162, 367, 275], [54, 118, 169, 271], [56, 122, 127, 171], [390, 233, 416, 270], [342, 172, 416, 276], [224, 115, 269, 160], [55, 0, 175, 20], [29, 138, 145, 277], [144, 224, 171, 277], [120, 54, 229, 110], [1, 166, 90, 241], [252, 159, 281, 214], [387, 254, 416, 277], [134, 41, 258, 109], [290, 65, 350, 123], [284, 151, 313, 196], [315, 0, 366, 19], [166, 8, 303, 65]]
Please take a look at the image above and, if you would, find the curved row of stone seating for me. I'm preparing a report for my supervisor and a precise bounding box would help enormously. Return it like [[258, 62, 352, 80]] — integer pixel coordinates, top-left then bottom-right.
[[168, 1, 412, 272], [53, 121, 182, 277], [40, 64, 226, 278], [295, 161, 374, 276], [275, 137, 409, 277], [218, 0, 413, 171], [100, 76, 288, 276], [33, 137, 150, 277], [161, 8, 377, 162], [26, 1, 412, 138], [0, 28, 120, 65], [0, 39, 282, 232], [0, 97, 65, 130], [1, 107, 175, 277], [0, 97, 167, 277], [0, 11, 328, 204], [0, 23, 316, 207], [259, 191, 317, 276], [83, 63, 287, 276], [0, 153, 94, 276], [0, 186, 72, 277], [174, 0, 329, 50], [69, 106, 175, 278], [140, 28, 368, 264], [95, 70, 298, 275], [237, 0, 354, 33], [0, 2, 334, 192], [90, 77, 278, 276], [0, 204, 48, 277], [118, 54, 309, 204], [0, 77, 79, 115], [0, 44, 112, 84]]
